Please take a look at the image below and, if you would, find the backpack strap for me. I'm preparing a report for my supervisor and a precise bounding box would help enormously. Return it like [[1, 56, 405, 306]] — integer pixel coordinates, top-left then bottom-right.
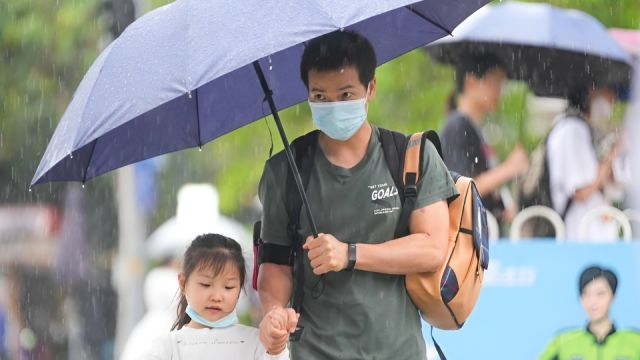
[[381, 129, 446, 238], [425, 130, 443, 159], [378, 128, 413, 238], [378, 128, 409, 204], [285, 130, 319, 320], [396, 132, 428, 237]]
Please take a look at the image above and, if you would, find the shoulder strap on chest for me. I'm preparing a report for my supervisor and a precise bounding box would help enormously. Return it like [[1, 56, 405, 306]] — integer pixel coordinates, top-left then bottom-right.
[[284, 130, 319, 319], [378, 127, 410, 203], [380, 129, 443, 238], [285, 130, 320, 237]]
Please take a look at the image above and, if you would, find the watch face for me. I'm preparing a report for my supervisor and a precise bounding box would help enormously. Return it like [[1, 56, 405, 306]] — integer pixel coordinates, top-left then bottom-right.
[[472, 184, 489, 270], [348, 243, 357, 270]]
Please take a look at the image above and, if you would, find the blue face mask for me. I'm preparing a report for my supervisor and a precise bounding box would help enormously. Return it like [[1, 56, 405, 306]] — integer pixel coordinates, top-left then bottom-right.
[[186, 304, 238, 328], [309, 95, 368, 141]]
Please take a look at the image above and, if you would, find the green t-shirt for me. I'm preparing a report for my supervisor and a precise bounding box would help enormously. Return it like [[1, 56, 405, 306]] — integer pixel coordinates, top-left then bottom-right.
[[258, 126, 458, 360], [539, 326, 640, 360]]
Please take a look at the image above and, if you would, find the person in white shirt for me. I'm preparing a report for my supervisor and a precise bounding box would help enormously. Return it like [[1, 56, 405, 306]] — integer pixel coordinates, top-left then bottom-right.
[[141, 234, 294, 359], [547, 86, 619, 241]]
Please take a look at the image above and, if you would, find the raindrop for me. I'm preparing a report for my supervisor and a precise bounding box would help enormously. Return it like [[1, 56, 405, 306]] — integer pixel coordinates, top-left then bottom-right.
[[69, 153, 73, 159], [198, 147, 202, 152], [28, 187, 32, 192], [82, 183, 85, 189], [188, 91, 192, 99], [474, 157, 478, 164]]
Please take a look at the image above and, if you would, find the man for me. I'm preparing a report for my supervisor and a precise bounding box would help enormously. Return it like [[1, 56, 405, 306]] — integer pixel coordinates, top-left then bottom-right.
[[257, 30, 457, 359], [540, 265, 640, 359], [440, 53, 528, 223]]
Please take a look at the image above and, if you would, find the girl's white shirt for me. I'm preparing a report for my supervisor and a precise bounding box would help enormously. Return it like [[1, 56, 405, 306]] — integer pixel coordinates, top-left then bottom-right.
[[141, 324, 290, 360]]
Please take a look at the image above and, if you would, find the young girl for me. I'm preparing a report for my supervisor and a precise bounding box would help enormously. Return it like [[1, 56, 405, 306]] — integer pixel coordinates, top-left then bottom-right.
[[142, 233, 290, 359]]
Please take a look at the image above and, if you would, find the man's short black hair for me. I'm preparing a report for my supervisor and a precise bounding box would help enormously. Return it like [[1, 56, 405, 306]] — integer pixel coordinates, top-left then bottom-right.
[[300, 30, 377, 89], [579, 265, 618, 295], [455, 52, 506, 93]]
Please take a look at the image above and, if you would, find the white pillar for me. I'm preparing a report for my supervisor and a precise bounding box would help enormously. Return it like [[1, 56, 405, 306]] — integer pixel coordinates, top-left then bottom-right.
[[113, 166, 146, 359]]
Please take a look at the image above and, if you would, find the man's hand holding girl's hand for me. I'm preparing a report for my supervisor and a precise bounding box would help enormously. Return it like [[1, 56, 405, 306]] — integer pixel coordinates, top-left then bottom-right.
[[259, 306, 299, 355]]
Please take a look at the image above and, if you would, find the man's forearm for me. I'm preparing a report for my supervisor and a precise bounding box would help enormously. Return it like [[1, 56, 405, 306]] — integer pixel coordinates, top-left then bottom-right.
[[355, 233, 446, 275], [354, 201, 449, 275], [258, 263, 294, 314]]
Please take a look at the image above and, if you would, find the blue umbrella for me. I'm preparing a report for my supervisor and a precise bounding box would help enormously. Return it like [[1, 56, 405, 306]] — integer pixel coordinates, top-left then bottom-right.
[[33, 0, 487, 186], [426, 1, 632, 97], [32, 0, 488, 234]]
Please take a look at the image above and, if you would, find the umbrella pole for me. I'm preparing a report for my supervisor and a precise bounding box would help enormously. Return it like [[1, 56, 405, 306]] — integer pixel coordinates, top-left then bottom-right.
[[253, 60, 312, 341], [252, 61, 319, 238]]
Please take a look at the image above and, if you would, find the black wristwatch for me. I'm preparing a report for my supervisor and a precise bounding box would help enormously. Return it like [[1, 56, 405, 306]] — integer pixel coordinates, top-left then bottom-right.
[[346, 243, 357, 271]]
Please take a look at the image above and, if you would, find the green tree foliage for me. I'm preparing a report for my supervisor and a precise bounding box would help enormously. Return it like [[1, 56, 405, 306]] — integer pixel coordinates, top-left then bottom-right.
[[1, 0, 103, 199], [0, 0, 117, 253]]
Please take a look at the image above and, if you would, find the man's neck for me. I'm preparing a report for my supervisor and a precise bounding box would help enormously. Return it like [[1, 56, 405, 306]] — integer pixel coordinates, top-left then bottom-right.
[[456, 95, 485, 127], [589, 317, 613, 342], [318, 122, 372, 169]]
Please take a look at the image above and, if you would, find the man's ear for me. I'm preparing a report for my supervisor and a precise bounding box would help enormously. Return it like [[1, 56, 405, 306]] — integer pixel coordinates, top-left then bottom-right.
[[178, 272, 186, 293], [367, 76, 377, 102]]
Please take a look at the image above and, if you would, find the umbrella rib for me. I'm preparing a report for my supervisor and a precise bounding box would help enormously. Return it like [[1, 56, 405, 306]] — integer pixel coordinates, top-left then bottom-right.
[[194, 89, 202, 148], [404, 5, 453, 37], [81, 139, 98, 184]]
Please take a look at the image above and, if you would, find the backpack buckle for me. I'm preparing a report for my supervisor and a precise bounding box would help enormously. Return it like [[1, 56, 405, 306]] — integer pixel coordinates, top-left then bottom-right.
[[404, 184, 417, 198]]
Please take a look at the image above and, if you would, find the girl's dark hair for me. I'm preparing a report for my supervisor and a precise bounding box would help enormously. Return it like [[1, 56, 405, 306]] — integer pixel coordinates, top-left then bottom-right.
[[171, 233, 246, 330], [300, 30, 377, 89]]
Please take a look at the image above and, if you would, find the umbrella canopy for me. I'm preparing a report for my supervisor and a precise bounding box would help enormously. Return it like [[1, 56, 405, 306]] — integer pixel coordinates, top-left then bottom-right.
[[426, 1, 632, 98], [32, 0, 488, 186]]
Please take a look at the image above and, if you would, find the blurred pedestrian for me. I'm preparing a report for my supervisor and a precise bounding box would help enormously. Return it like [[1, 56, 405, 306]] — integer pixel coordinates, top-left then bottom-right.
[[119, 265, 179, 360], [547, 85, 621, 241], [440, 52, 529, 226]]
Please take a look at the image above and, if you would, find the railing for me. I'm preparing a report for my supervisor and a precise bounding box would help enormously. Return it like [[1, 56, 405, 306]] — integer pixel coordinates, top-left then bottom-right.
[[509, 205, 566, 242], [504, 205, 635, 241], [578, 205, 632, 242]]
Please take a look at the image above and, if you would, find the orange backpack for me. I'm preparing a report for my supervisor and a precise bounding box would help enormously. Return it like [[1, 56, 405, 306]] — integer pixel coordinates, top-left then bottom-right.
[[389, 130, 490, 330]]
